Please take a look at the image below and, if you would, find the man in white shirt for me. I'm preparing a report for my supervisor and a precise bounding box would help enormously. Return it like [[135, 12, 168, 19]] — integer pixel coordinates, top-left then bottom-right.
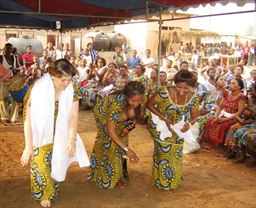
[[191, 50, 199, 72], [81, 48, 93, 67], [141, 49, 155, 77], [55, 43, 66, 60], [45, 42, 56, 59]]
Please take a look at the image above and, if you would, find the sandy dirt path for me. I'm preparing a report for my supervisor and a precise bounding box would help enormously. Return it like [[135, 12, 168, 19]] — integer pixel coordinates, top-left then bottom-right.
[[0, 110, 255, 208]]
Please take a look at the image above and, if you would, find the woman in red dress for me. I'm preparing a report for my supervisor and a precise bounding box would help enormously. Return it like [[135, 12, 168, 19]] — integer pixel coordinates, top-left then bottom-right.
[[201, 77, 246, 147]]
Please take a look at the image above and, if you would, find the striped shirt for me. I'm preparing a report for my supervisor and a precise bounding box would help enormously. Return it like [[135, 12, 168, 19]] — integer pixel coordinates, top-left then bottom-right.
[[89, 50, 99, 62]]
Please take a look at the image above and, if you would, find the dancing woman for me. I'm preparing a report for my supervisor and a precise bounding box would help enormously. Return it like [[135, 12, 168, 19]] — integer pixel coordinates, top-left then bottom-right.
[[20, 59, 90, 207], [148, 70, 199, 191], [87, 81, 145, 189]]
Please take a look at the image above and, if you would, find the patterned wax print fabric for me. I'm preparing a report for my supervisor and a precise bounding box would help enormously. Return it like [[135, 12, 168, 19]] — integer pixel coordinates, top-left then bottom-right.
[[23, 80, 80, 201], [224, 122, 244, 146], [30, 144, 60, 201], [148, 87, 199, 190], [235, 123, 256, 152], [224, 109, 255, 147], [87, 94, 129, 189], [198, 90, 226, 131]]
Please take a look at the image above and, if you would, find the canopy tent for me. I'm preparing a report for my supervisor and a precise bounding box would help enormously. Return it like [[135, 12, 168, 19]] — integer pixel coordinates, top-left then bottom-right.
[[0, 0, 253, 30], [0, 0, 254, 89]]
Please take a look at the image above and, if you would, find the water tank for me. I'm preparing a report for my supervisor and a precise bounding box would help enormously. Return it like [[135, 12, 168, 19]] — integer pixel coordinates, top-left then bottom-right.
[[8, 36, 43, 57], [109, 33, 126, 51], [92, 32, 111, 51]]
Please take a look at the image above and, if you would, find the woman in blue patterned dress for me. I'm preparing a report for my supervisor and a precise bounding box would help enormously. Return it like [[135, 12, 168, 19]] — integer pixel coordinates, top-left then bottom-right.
[[148, 70, 199, 191], [232, 122, 256, 162], [87, 81, 145, 189], [232, 84, 256, 163]]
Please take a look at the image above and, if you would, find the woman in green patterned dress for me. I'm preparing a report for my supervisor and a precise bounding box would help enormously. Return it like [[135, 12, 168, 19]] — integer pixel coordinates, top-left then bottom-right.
[[20, 59, 89, 207], [87, 81, 145, 189], [148, 70, 199, 191]]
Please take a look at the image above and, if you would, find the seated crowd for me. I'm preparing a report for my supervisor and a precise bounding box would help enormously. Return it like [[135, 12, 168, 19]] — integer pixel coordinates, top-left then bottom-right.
[[1, 41, 255, 167]]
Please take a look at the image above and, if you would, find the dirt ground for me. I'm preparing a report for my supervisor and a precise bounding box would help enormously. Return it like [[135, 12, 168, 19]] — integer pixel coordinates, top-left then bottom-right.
[[0, 110, 255, 208]]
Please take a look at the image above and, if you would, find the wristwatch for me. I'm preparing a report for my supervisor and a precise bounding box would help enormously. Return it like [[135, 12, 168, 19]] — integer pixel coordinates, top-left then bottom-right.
[[123, 147, 129, 152]]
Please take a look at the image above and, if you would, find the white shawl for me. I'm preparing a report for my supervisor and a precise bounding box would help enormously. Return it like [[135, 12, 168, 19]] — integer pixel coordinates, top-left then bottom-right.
[[30, 73, 90, 182], [219, 109, 235, 118], [151, 112, 200, 154]]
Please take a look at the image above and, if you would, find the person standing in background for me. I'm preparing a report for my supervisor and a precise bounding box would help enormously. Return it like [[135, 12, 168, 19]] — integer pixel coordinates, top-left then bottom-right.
[[121, 41, 129, 61], [22, 45, 34, 76], [127, 50, 141, 71], [12, 47, 24, 67], [248, 43, 255, 66], [141, 49, 155, 78], [39, 50, 48, 70], [113, 46, 124, 68], [87, 42, 99, 63], [81, 48, 93, 67], [0, 43, 20, 125], [242, 41, 250, 63], [55, 43, 66, 60], [45, 42, 56, 59], [191, 50, 199, 72]]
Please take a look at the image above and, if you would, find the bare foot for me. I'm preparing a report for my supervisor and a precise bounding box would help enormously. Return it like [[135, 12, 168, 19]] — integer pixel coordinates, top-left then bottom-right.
[[116, 180, 125, 189], [1, 120, 8, 127], [40, 200, 51, 207], [162, 189, 174, 194]]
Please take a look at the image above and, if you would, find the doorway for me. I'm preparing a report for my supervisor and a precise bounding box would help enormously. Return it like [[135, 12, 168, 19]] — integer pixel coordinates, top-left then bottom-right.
[[47, 35, 56, 48]]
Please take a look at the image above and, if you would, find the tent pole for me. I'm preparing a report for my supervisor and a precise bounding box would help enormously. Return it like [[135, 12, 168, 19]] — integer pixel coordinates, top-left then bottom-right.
[[60, 30, 63, 58], [157, 7, 162, 90], [38, 0, 41, 13], [57, 30, 59, 51]]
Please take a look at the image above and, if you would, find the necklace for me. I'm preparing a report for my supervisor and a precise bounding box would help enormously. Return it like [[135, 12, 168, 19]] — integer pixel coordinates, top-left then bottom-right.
[[174, 91, 188, 106]]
